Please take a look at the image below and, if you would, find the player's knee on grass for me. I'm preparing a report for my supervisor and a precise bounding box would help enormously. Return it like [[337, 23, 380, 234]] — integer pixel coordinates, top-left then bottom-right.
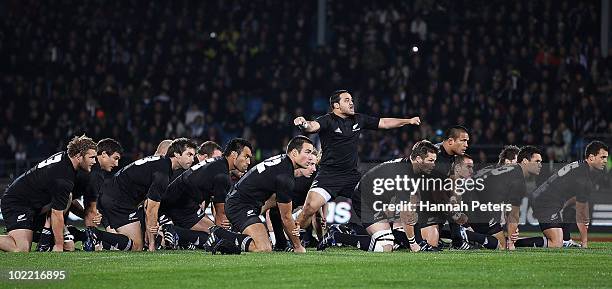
[[117, 222, 143, 251], [243, 223, 272, 252], [9, 230, 33, 252], [543, 228, 563, 248], [493, 232, 505, 249], [421, 225, 439, 246]]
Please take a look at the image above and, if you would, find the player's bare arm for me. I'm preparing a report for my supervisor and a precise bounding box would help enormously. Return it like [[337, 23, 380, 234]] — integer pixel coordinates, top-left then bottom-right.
[[378, 117, 421, 129], [576, 201, 590, 248], [278, 201, 305, 253], [145, 199, 161, 251]]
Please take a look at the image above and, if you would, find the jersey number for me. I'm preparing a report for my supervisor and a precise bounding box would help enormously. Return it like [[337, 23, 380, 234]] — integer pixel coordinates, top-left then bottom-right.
[[37, 154, 63, 169], [256, 156, 283, 173]]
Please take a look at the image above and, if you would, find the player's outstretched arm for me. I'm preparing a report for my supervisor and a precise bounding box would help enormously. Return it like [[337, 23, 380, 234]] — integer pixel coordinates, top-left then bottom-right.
[[278, 201, 305, 253], [144, 199, 161, 251], [50, 209, 65, 252], [576, 201, 590, 248], [378, 117, 421, 129], [294, 116, 321, 133]]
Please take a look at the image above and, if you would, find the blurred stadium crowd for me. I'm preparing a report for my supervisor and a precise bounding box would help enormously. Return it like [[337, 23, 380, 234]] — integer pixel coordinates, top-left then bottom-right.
[[0, 0, 610, 177]]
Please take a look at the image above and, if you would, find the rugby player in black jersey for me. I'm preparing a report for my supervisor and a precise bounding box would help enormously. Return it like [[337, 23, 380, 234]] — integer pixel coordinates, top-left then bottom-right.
[[0, 135, 97, 252], [466, 146, 543, 250], [318, 140, 439, 252], [206, 136, 315, 254], [423, 125, 472, 250], [265, 149, 322, 250], [35, 138, 125, 251], [293, 90, 420, 233], [516, 141, 608, 249], [162, 138, 252, 232], [97, 138, 196, 251], [195, 141, 223, 163]]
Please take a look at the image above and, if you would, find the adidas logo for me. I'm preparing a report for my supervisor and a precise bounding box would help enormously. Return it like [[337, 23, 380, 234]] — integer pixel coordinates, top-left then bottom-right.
[[334, 128, 342, 133], [17, 214, 27, 222], [246, 209, 255, 217], [352, 123, 360, 131]]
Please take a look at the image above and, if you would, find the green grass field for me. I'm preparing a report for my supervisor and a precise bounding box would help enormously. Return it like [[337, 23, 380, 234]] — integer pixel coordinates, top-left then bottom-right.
[[1, 243, 612, 289]]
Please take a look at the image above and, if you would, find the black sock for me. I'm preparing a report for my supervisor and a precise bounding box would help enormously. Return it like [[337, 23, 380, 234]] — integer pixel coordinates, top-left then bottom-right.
[[94, 228, 132, 251], [465, 230, 498, 249], [561, 223, 571, 241], [449, 223, 464, 246], [36, 227, 54, 250], [439, 229, 451, 239], [392, 228, 409, 249], [213, 227, 252, 251], [269, 208, 287, 249], [413, 223, 424, 243], [348, 223, 368, 235], [515, 237, 547, 248], [333, 232, 371, 251], [67, 226, 86, 242], [175, 227, 209, 248]]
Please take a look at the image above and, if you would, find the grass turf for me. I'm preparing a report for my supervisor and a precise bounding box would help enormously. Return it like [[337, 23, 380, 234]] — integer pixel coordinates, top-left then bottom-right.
[[1, 243, 612, 289]]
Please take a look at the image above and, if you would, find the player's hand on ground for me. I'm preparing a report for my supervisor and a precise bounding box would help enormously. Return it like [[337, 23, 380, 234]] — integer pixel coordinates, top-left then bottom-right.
[[409, 242, 421, 252], [507, 241, 516, 251], [580, 241, 587, 248], [293, 245, 306, 253], [408, 117, 421, 125], [52, 244, 64, 252]]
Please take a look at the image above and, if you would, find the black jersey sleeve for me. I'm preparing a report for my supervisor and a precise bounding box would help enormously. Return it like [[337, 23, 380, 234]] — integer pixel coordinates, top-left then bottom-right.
[[315, 114, 332, 133], [51, 179, 75, 210], [212, 174, 231, 203], [575, 172, 593, 203], [83, 172, 104, 204], [147, 171, 170, 202], [275, 175, 295, 204], [357, 113, 381, 130], [507, 176, 527, 206]]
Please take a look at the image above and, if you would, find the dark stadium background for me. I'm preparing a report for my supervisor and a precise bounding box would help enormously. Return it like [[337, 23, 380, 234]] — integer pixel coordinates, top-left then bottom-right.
[[0, 0, 611, 231]]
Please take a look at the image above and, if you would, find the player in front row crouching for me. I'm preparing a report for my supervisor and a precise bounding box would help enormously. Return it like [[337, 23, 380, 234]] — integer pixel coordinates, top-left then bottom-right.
[[97, 138, 197, 251], [516, 141, 609, 249], [205, 136, 315, 254], [0, 135, 97, 252], [317, 140, 439, 252]]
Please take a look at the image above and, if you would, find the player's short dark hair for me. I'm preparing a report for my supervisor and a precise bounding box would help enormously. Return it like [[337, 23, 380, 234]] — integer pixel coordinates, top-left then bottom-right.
[[329, 89, 349, 109], [97, 138, 123, 156], [498, 145, 520, 165], [223, 138, 252, 157], [444, 125, 469, 140], [585, 141, 609, 159], [198, 141, 222, 156], [410, 140, 438, 161], [517, 146, 541, 162], [165, 138, 197, 158], [286, 135, 313, 154], [67, 135, 97, 157]]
